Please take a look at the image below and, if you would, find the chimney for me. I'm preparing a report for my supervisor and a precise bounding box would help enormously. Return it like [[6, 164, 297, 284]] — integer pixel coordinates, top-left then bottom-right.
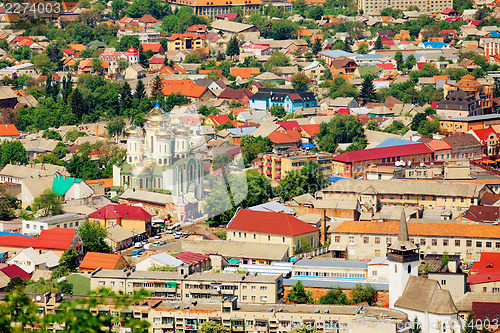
[[321, 210, 327, 244]]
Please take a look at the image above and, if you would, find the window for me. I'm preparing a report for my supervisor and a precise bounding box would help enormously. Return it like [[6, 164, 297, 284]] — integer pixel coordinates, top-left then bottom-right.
[[119, 282, 124, 286], [26, 224, 29, 229], [477, 241, 482, 248], [420, 239, 426, 246], [493, 288, 500, 293], [260, 296, 268, 302], [372, 270, 377, 276], [99, 281, 105, 286], [242, 296, 247, 301], [487, 242, 492, 248], [260, 286, 267, 291], [467, 240, 472, 247], [455, 240, 460, 247], [441, 280, 447, 285], [335, 236, 341, 243], [253, 234, 256, 240], [349, 236, 355, 245], [386, 237, 391, 244], [111, 281, 115, 286], [364, 237, 369, 244], [251, 296, 256, 301], [282, 237, 285, 243], [432, 239, 437, 246], [496, 242, 500, 248], [375, 237, 380, 244], [443, 239, 448, 246]]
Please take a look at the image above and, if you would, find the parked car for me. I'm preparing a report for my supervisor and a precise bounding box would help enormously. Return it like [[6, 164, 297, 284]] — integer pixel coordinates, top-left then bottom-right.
[[134, 242, 143, 248], [174, 232, 182, 239], [132, 249, 145, 255], [154, 234, 161, 239], [159, 240, 167, 245], [153, 241, 161, 246]]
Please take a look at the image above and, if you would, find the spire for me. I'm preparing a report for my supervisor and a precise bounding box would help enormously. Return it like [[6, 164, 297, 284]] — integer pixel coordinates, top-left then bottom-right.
[[398, 207, 409, 242], [155, 101, 160, 108]]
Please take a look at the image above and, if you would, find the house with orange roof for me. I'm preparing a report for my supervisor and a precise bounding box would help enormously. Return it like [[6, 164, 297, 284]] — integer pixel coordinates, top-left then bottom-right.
[[426, 139, 452, 161], [166, 34, 205, 50], [68, 43, 84, 52], [141, 43, 165, 54], [394, 30, 411, 40], [0, 124, 20, 141], [138, 14, 159, 27], [229, 67, 260, 80], [269, 130, 302, 153], [77, 58, 93, 75], [298, 29, 312, 38], [79, 252, 128, 273], [300, 124, 320, 139], [160, 79, 215, 101]]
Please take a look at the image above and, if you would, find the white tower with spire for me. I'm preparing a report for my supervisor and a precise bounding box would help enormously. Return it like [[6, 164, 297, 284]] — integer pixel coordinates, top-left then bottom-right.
[[388, 208, 420, 308]]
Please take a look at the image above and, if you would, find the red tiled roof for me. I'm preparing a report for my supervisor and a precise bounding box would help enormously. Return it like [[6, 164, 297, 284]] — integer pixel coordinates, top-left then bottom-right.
[[337, 108, 350, 114], [469, 272, 500, 284], [215, 12, 238, 20], [0, 264, 30, 279], [88, 204, 152, 219], [380, 37, 395, 46], [472, 302, 500, 321], [228, 209, 319, 236], [79, 252, 125, 270], [166, 34, 205, 41], [472, 128, 500, 143], [333, 143, 433, 163], [0, 124, 19, 137], [426, 139, 451, 151], [470, 252, 500, 275], [141, 43, 164, 53], [441, 8, 458, 15], [269, 130, 301, 144], [186, 24, 207, 32], [208, 114, 232, 126], [301, 124, 320, 137], [376, 63, 395, 70], [174, 251, 209, 265], [217, 88, 253, 100], [277, 120, 301, 131], [0, 228, 78, 250], [62, 48, 75, 55], [463, 206, 500, 223], [138, 14, 159, 23], [481, 192, 500, 205]]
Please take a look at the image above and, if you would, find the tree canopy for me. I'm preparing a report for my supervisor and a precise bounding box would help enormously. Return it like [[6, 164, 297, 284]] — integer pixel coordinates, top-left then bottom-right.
[[316, 114, 366, 153], [78, 221, 112, 253]]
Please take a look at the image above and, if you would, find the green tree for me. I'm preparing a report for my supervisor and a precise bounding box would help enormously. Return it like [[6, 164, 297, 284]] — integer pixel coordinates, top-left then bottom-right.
[[441, 252, 450, 267], [405, 54, 417, 70], [135, 79, 146, 100], [32, 189, 63, 217], [148, 264, 177, 271], [31, 53, 53, 75], [92, 57, 104, 76], [78, 221, 112, 253], [0, 141, 28, 168], [413, 316, 422, 333], [240, 135, 272, 165], [291, 72, 311, 91], [269, 104, 287, 118], [151, 75, 163, 98], [226, 36, 240, 58], [5, 276, 26, 292], [463, 312, 478, 333], [395, 51, 404, 70], [365, 119, 380, 131], [199, 321, 229, 333], [212, 153, 232, 171], [317, 114, 365, 153], [411, 113, 427, 131], [277, 161, 326, 202], [0, 286, 39, 331], [311, 38, 322, 54], [318, 286, 350, 304], [350, 284, 378, 305], [117, 35, 141, 51], [108, 117, 126, 139], [360, 76, 376, 104], [374, 36, 383, 50], [321, 67, 332, 81], [286, 280, 313, 304], [117, 58, 129, 73], [59, 248, 80, 272], [265, 51, 290, 71], [67, 154, 103, 180], [384, 120, 409, 135], [42, 129, 62, 140], [0, 185, 15, 221], [69, 87, 85, 120], [357, 43, 368, 54], [418, 117, 441, 138]]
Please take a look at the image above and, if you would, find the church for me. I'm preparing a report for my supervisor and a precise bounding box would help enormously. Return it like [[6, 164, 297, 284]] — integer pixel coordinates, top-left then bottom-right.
[[112, 103, 204, 220]]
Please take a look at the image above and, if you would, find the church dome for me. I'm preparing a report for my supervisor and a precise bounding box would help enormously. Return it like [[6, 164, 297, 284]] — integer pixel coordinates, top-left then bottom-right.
[[145, 102, 170, 122], [173, 124, 190, 135], [124, 124, 143, 136], [156, 125, 173, 139], [127, 46, 138, 54]]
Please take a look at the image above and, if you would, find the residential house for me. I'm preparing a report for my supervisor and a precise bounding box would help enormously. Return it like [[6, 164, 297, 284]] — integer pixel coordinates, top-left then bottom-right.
[[160, 80, 215, 101], [0, 87, 19, 108], [7, 247, 60, 273], [52, 175, 94, 201], [209, 20, 260, 35], [22, 213, 87, 236], [186, 24, 207, 34], [0, 124, 20, 141], [117, 29, 160, 44], [124, 63, 146, 80], [240, 43, 271, 56], [443, 132, 483, 161], [462, 206, 500, 223], [440, 114, 500, 134], [105, 225, 135, 251], [427, 140, 453, 162], [137, 14, 160, 28], [217, 88, 253, 105], [79, 252, 128, 274], [229, 67, 260, 80], [141, 43, 165, 54], [269, 130, 301, 153], [327, 57, 357, 74], [249, 88, 318, 113], [1, 163, 69, 184], [166, 34, 205, 50], [469, 127, 500, 157], [136, 252, 185, 271], [303, 61, 327, 81], [437, 89, 483, 119], [118, 188, 198, 222], [227, 208, 320, 254], [88, 204, 153, 236]]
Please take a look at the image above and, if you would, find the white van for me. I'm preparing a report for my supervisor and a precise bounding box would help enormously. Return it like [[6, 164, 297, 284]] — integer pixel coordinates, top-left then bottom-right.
[[134, 242, 143, 248]]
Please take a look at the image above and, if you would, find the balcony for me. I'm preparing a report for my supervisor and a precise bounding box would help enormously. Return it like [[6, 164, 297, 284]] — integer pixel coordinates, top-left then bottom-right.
[[265, 163, 272, 167], [265, 170, 272, 175]]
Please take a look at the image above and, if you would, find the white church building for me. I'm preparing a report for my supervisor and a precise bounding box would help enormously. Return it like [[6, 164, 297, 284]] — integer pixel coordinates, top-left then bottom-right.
[[388, 209, 461, 333], [112, 103, 204, 221]]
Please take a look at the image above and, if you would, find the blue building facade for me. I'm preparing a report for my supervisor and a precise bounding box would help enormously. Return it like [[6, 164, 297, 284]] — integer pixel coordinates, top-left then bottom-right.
[[249, 88, 318, 112]]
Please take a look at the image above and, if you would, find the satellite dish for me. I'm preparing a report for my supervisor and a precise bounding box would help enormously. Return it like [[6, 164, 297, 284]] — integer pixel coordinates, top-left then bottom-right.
[[395, 161, 400, 166], [36, 296, 41, 301], [401, 161, 406, 166], [420, 163, 424, 167], [408, 161, 412, 166]]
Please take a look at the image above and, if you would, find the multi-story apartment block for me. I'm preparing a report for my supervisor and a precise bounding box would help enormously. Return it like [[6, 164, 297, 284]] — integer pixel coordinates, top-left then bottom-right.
[[22, 213, 87, 236], [167, 0, 262, 17], [358, 0, 452, 15], [332, 219, 500, 262], [90, 269, 284, 304], [255, 150, 333, 182], [117, 29, 161, 44], [321, 178, 490, 211], [166, 34, 205, 51]]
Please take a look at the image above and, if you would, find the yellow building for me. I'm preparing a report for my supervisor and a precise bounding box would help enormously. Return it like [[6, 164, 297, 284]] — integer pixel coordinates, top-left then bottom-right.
[[255, 150, 333, 182], [227, 208, 320, 254], [166, 34, 205, 51], [88, 204, 152, 236]]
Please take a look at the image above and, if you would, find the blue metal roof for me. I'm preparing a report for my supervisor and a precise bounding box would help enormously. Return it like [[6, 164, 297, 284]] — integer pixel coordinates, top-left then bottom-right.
[[302, 143, 316, 150], [490, 31, 500, 38], [422, 42, 449, 49], [318, 50, 355, 58], [375, 138, 419, 149], [0, 232, 29, 237], [328, 176, 346, 183]]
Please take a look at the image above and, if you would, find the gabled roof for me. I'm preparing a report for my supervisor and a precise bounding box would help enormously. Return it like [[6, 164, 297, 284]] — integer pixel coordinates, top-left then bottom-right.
[[426, 139, 452, 151], [277, 120, 301, 131], [0, 124, 19, 136], [471, 127, 500, 144], [141, 43, 164, 53], [472, 302, 500, 321], [186, 24, 207, 32], [300, 124, 320, 137], [52, 175, 87, 196], [0, 228, 79, 251], [174, 251, 209, 265], [470, 252, 500, 275], [227, 208, 319, 236], [208, 114, 231, 126], [0, 264, 30, 279], [79, 252, 125, 270], [443, 132, 481, 149], [464, 206, 500, 223], [269, 130, 301, 144], [230, 67, 260, 79], [160, 80, 209, 98], [88, 204, 152, 220], [138, 14, 159, 23], [333, 143, 433, 163], [217, 88, 253, 100]]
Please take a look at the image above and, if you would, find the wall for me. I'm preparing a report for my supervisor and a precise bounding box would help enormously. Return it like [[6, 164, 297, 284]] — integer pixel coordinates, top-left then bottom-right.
[[227, 230, 320, 254]]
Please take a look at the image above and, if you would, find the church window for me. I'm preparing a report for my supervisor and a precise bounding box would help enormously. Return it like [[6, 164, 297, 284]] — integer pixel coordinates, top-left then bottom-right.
[[407, 264, 411, 274], [164, 158, 168, 164], [395, 265, 397, 273], [158, 159, 162, 165]]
